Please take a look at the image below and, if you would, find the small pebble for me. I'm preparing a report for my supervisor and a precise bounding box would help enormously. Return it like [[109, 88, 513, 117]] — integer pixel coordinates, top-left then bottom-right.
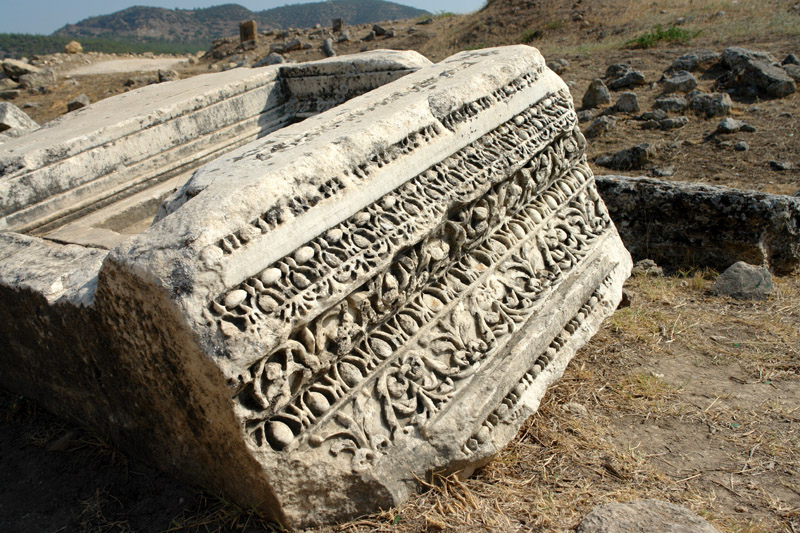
[[734, 141, 749, 151]]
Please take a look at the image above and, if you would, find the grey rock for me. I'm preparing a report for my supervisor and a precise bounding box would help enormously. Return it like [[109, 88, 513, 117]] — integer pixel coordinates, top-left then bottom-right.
[[653, 96, 687, 113], [661, 70, 698, 93], [721, 46, 777, 70], [158, 69, 180, 83], [1, 58, 42, 81], [362, 30, 376, 42], [337, 32, 350, 43], [640, 109, 667, 121], [689, 92, 732, 117], [721, 46, 796, 98], [0, 102, 39, 137], [0, 89, 21, 100], [770, 160, 794, 171], [417, 17, 434, 24], [283, 38, 302, 52], [577, 109, 595, 123], [660, 116, 689, 130], [605, 63, 631, 79], [67, 94, 90, 112], [716, 117, 746, 133], [252, 53, 285, 67], [783, 64, 800, 81], [372, 24, 388, 36], [711, 262, 774, 300], [18, 68, 56, 91], [614, 91, 639, 113], [582, 78, 611, 108], [632, 259, 664, 276], [596, 175, 800, 274], [608, 70, 646, 90], [321, 38, 336, 58], [577, 500, 721, 533], [783, 53, 800, 66], [668, 50, 720, 72], [332, 18, 343, 33], [547, 58, 569, 74], [652, 166, 675, 177], [596, 143, 656, 171], [585, 115, 616, 138], [734, 141, 749, 151]]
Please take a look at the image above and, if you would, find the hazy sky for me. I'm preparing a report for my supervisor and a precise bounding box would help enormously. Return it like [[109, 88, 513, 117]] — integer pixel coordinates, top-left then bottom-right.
[[0, 0, 486, 35]]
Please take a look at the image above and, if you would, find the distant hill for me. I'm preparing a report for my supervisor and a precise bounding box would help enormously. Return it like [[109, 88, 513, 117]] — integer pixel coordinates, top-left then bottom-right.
[[52, 1, 430, 43]]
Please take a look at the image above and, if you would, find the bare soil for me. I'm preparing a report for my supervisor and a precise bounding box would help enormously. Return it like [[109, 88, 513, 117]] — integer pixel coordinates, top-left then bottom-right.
[[1, 0, 799, 531]]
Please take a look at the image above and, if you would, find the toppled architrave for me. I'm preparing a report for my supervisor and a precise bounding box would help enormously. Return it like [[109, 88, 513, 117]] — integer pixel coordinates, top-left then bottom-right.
[[102, 46, 631, 527]]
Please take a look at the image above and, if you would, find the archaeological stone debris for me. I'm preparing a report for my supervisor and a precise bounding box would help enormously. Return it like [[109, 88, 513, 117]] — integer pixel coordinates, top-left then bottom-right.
[[0, 46, 631, 527]]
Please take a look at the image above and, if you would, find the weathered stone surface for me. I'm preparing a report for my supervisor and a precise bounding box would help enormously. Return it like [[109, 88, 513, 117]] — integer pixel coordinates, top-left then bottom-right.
[[608, 70, 646, 90], [783, 63, 800, 82], [716, 117, 746, 133], [321, 38, 336, 58], [253, 53, 285, 67], [659, 116, 688, 130], [712, 261, 774, 300], [585, 115, 616, 138], [64, 40, 83, 54], [720, 46, 796, 98], [547, 58, 569, 74], [668, 50, 720, 72], [661, 70, 698, 93], [0, 102, 39, 137], [583, 78, 611, 108], [577, 500, 721, 533], [595, 144, 656, 171], [332, 18, 343, 33], [0, 50, 430, 240], [0, 46, 630, 528], [66, 93, 90, 112], [158, 68, 180, 82], [653, 96, 687, 113], [240, 20, 257, 44], [689, 91, 732, 117], [18, 68, 56, 91], [614, 91, 639, 113], [1, 58, 41, 80], [596, 175, 800, 274]]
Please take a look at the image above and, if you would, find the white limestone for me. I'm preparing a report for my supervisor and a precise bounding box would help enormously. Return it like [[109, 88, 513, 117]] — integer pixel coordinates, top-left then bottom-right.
[[0, 46, 630, 528]]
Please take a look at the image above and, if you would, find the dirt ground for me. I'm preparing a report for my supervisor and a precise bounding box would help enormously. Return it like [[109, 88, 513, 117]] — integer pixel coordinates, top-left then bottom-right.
[[1, 0, 799, 531]]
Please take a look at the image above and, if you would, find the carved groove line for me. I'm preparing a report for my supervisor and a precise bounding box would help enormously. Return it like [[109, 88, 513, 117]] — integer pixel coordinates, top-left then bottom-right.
[[461, 272, 617, 455]]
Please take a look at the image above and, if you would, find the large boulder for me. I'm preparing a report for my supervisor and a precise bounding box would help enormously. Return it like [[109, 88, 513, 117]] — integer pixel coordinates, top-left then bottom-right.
[[2, 58, 42, 81]]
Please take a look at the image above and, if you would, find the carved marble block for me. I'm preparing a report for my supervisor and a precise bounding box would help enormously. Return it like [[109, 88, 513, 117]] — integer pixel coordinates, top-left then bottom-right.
[[0, 46, 630, 528]]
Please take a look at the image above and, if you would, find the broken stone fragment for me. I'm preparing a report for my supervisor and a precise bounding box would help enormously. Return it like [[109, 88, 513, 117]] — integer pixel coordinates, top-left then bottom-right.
[[689, 91, 732, 118], [596, 143, 656, 170], [653, 95, 687, 113], [1, 58, 42, 80], [608, 70, 646, 90], [585, 115, 616, 138], [720, 46, 796, 98], [578, 500, 721, 533], [321, 38, 336, 58], [158, 69, 180, 83], [661, 70, 698, 93], [711, 262, 774, 300], [67, 94, 90, 112], [668, 50, 720, 72], [613, 91, 639, 113], [582, 78, 611, 108], [0, 102, 38, 137]]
